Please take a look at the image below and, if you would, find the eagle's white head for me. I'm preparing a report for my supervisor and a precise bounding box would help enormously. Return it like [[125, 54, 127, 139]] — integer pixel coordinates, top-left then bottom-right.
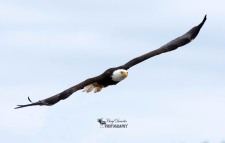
[[111, 69, 128, 82]]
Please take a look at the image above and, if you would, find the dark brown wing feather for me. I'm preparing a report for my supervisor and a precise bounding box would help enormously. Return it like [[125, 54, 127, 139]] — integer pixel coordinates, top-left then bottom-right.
[[15, 74, 107, 109], [15, 15, 206, 109], [118, 15, 207, 70]]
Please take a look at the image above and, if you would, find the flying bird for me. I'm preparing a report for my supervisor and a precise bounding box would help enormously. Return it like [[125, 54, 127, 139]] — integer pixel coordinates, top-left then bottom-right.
[[15, 15, 207, 109]]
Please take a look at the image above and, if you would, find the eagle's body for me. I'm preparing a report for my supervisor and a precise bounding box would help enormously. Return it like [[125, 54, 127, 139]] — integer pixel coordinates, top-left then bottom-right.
[[15, 15, 207, 109], [83, 69, 128, 93]]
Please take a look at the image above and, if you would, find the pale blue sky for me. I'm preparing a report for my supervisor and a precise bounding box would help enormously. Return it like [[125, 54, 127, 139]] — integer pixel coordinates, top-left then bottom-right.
[[1, 0, 225, 143]]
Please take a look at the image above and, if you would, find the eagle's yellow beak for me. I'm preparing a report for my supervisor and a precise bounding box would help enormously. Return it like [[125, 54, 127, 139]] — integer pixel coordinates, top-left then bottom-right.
[[122, 71, 128, 77]]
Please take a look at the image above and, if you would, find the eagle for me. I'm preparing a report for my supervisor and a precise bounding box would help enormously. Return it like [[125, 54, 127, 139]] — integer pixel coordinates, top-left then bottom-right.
[[15, 15, 207, 109]]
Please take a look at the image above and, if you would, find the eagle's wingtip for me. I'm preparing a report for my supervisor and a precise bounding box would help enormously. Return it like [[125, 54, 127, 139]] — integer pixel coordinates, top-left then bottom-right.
[[14, 105, 23, 109], [196, 15, 207, 30], [28, 96, 33, 103], [202, 15, 207, 23], [14, 97, 34, 109], [204, 14, 207, 20]]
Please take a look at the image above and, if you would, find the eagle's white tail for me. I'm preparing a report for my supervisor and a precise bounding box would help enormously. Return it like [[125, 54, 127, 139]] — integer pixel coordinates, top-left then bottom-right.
[[82, 82, 104, 93]]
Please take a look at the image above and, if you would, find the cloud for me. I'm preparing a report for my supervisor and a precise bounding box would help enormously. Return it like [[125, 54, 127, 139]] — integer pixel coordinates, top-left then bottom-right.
[[1, 30, 99, 48], [168, 0, 225, 17], [0, 2, 64, 23], [78, 94, 225, 143], [0, 90, 48, 134]]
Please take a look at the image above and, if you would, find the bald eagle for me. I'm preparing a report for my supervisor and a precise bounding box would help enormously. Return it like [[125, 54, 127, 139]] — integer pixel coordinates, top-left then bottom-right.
[[15, 15, 207, 109]]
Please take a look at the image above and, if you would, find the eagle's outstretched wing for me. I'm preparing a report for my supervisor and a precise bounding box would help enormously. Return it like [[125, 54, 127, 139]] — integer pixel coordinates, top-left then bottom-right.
[[119, 15, 207, 70], [15, 15, 206, 109], [15, 74, 107, 109]]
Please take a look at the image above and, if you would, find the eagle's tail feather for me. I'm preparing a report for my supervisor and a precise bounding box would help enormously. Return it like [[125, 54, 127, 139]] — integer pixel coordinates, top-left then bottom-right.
[[86, 85, 95, 93], [94, 87, 102, 93], [83, 83, 104, 93]]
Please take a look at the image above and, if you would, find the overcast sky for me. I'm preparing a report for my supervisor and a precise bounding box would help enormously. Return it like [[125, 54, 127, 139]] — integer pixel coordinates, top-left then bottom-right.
[[1, 0, 225, 143]]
